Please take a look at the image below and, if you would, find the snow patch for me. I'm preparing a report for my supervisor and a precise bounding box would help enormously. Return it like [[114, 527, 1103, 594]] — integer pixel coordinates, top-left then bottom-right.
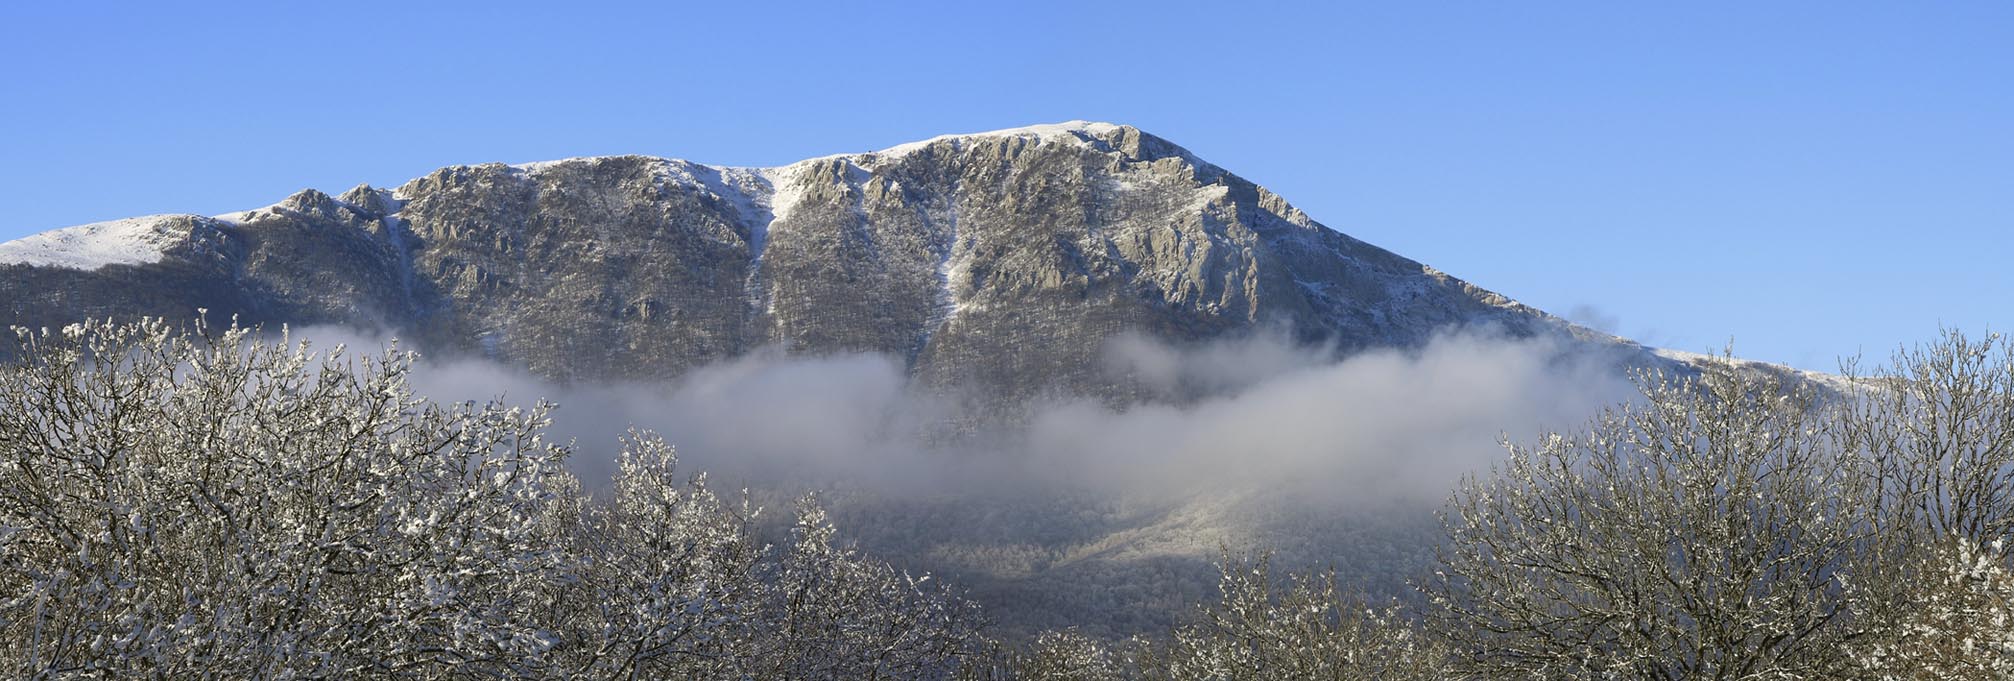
[[757, 165, 811, 232], [656, 160, 778, 257], [868, 120, 1124, 160], [510, 156, 609, 174], [707, 166, 775, 232], [212, 201, 286, 225], [0, 216, 190, 270], [507, 122, 1124, 178], [932, 221, 974, 323], [1651, 347, 1858, 392]]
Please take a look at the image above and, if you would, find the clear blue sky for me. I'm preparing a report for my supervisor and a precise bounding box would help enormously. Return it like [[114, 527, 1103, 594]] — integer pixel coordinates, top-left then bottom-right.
[[3, 2, 2007, 371]]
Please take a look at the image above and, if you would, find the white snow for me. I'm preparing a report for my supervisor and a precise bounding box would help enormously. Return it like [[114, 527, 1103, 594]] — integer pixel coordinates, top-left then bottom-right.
[[1651, 347, 1858, 392], [652, 161, 768, 224], [868, 120, 1124, 159], [508, 122, 1124, 176], [707, 166, 776, 245], [757, 165, 810, 233], [213, 200, 285, 224], [1650, 348, 1719, 366], [746, 121, 1127, 170], [0, 215, 191, 270], [933, 229, 975, 322], [510, 156, 612, 174]]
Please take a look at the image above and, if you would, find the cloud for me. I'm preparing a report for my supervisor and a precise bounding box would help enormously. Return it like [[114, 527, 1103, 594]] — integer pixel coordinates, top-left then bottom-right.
[[279, 324, 1634, 507], [1026, 330, 1633, 503], [1566, 303, 1621, 335], [1098, 329, 1334, 400]]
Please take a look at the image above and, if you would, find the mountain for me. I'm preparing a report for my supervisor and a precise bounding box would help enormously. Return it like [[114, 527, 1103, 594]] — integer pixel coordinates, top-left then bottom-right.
[[1, 122, 1618, 400], [4, 122, 1681, 637]]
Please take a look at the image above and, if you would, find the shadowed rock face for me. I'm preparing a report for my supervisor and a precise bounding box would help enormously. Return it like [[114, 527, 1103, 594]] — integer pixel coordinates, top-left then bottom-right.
[[0, 122, 1576, 396]]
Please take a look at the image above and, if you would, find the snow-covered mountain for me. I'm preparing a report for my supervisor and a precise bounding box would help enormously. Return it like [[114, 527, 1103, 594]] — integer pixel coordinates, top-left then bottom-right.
[[9, 122, 1840, 637], [1, 122, 1640, 398]]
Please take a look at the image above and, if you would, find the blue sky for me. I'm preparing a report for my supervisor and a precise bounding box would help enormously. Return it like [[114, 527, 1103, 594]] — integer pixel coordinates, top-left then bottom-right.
[[2, 2, 2007, 371]]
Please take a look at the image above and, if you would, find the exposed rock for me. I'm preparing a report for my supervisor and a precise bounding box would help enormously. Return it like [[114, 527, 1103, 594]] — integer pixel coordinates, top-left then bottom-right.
[[0, 121, 1597, 392]]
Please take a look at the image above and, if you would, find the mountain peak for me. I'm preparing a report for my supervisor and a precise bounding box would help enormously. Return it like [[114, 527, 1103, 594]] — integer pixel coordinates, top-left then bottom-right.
[[337, 183, 399, 216], [278, 188, 338, 215]]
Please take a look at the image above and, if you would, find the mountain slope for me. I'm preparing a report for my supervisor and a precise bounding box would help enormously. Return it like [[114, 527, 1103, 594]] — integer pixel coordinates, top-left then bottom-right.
[[1, 122, 1590, 399]]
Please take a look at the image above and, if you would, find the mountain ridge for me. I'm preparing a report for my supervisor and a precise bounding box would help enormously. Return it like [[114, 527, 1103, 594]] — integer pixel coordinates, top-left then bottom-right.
[[2, 121, 1623, 399], [0, 122, 1839, 638]]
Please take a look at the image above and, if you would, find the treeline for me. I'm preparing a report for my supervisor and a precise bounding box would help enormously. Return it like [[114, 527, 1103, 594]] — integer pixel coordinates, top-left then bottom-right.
[[1, 319, 2009, 679]]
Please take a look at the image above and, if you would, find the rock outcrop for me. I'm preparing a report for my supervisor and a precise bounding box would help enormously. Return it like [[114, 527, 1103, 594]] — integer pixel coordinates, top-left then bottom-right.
[[1, 122, 1594, 398]]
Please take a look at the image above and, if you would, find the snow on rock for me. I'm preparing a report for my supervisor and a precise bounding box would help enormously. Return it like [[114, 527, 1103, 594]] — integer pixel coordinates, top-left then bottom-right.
[[1651, 347, 1857, 392], [867, 120, 1125, 159], [500, 122, 1127, 231], [0, 215, 190, 270], [509, 122, 1126, 177], [212, 200, 291, 225], [658, 160, 775, 230], [756, 164, 811, 230], [510, 156, 606, 174], [709, 166, 775, 231]]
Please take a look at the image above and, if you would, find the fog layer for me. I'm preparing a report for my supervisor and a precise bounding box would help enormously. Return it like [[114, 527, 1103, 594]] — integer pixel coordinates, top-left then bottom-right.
[[292, 326, 1635, 505]]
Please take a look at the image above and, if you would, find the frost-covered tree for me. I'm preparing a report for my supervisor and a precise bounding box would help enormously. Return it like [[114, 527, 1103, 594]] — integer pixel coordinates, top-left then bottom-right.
[[1833, 330, 2014, 678], [1425, 359, 1883, 680], [741, 496, 989, 680], [1840, 329, 2014, 557], [0, 317, 580, 677], [1144, 552, 1452, 681], [0, 317, 989, 679], [1850, 537, 2014, 680], [541, 429, 762, 678], [1427, 332, 2014, 680], [987, 553, 1447, 681], [1005, 629, 1130, 681]]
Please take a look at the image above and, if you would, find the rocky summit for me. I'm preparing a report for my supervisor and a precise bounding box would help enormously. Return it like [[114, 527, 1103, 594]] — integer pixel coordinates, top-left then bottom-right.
[[0, 122, 1614, 401]]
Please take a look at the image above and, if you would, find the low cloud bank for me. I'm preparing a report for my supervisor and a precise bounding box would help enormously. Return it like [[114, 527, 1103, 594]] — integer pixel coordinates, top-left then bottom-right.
[[408, 349, 935, 488], [1037, 331, 1631, 503], [287, 326, 1635, 504]]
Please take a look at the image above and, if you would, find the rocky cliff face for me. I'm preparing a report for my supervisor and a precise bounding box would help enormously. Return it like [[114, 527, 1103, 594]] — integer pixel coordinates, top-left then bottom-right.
[[1, 122, 1590, 399]]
